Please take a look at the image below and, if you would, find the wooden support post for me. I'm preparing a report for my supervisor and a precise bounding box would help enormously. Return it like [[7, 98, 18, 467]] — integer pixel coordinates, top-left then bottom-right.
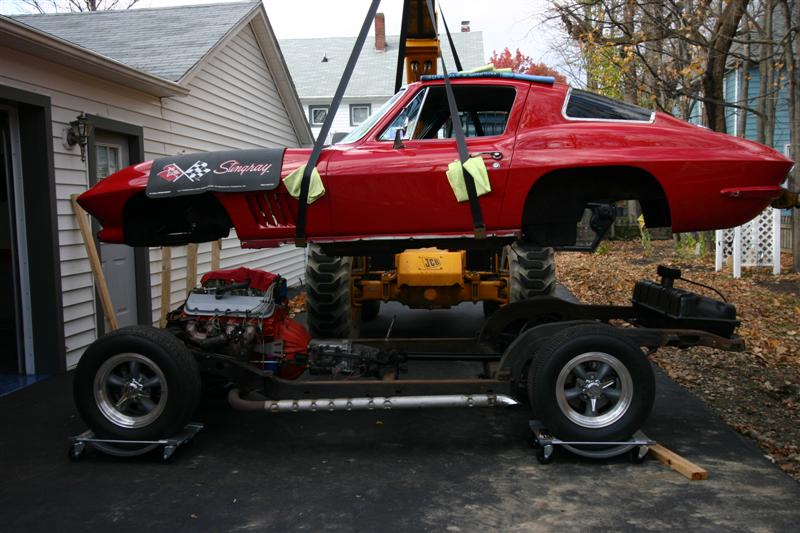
[[650, 443, 709, 480], [159, 246, 172, 328], [70, 194, 119, 331], [186, 243, 198, 294], [211, 239, 221, 271]]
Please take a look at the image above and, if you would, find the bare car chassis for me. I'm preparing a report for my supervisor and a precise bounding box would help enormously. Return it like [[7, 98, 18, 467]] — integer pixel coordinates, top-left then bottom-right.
[[72, 265, 743, 456]]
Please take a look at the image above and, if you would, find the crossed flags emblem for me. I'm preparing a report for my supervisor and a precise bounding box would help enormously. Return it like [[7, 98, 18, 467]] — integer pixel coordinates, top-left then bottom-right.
[[157, 160, 211, 183]]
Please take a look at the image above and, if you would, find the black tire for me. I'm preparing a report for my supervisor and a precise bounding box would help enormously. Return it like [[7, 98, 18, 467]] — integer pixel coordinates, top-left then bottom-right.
[[306, 244, 357, 338], [73, 325, 201, 440], [507, 241, 555, 301], [528, 324, 655, 442], [360, 300, 381, 322]]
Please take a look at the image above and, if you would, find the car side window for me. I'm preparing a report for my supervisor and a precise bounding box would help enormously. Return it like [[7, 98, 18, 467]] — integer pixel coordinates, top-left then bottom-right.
[[564, 89, 654, 122], [379, 89, 427, 141], [417, 86, 516, 140]]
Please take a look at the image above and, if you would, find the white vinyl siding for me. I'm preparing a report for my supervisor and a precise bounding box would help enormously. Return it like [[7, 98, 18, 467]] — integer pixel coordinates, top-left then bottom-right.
[[0, 21, 306, 370], [306, 97, 387, 142]]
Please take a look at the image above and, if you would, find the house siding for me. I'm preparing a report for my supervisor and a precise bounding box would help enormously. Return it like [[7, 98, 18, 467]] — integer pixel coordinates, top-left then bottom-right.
[[0, 21, 306, 370], [725, 67, 791, 151], [305, 97, 388, 142]]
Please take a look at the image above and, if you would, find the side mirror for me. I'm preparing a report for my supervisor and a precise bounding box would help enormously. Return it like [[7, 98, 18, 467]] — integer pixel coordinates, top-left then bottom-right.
[[392, 127, 406, 150]]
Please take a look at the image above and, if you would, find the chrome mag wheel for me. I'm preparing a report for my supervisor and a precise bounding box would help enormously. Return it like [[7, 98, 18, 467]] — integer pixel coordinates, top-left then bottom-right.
[[555, 351, 633, 429], [93, 352, 168, 429]]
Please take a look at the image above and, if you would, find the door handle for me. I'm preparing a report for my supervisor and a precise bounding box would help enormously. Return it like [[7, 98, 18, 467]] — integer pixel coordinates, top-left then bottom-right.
[[472, 151, 503, 160]]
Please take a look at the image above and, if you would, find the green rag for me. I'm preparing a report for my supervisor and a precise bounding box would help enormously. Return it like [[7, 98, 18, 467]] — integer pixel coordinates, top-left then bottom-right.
[[446, 156, 492, 202], [282, 164, 326, 204]]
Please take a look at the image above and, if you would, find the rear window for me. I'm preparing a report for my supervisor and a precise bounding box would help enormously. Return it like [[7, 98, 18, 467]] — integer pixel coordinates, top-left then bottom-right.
[[564, 89, 653, 122]]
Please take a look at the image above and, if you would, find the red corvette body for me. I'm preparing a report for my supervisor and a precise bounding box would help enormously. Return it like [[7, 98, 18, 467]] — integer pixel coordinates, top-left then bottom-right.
[[78, 74, 793, 252]]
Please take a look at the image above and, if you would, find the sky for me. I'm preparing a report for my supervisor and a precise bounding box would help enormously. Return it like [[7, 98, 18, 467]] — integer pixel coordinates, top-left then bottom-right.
[[1, 0, 565, 69]]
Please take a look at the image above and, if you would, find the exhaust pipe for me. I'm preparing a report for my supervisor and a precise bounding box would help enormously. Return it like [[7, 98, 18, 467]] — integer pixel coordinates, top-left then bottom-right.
[[228, 389, 518, 413]]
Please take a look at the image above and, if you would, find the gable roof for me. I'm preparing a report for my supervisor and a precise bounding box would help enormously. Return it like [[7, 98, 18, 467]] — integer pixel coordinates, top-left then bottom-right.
[[280, 31, 486, 99], [11, 1, 258, 82]]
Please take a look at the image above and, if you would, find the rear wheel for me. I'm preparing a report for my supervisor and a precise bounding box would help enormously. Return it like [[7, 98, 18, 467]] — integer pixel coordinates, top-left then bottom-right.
[[507, 241, 555, 300], [528, 324, 655, 442], [74, 326, 201, 440], [306, 244, 358, 338]]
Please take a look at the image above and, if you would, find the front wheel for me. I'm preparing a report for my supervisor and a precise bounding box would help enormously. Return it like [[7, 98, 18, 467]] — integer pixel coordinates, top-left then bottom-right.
[[73, 326, 201, 440], [305, 244, 358, 338], [507, 241, 555, 301], [528, 324, 655, 442]]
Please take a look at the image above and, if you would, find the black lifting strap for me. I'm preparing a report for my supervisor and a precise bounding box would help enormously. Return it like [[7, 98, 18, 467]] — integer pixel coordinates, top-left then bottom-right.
[[425, 0, 486, 238], [439, 4, 484, 138], [295, 0, 382, 246], [394, 1, 410, 93]]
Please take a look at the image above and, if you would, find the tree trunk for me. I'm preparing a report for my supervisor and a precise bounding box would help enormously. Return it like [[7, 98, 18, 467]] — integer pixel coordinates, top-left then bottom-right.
[[737, 40, 751, 138], [784, 0, 800, 272], [702, 0, 750, 132]]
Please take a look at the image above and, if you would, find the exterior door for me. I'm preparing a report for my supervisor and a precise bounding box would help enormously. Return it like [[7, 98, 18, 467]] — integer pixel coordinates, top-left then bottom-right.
[[0, 111, 20, 373], [325, 83, 524, 237], [94, 130, 138, 328], [0, 104, 35, 376]]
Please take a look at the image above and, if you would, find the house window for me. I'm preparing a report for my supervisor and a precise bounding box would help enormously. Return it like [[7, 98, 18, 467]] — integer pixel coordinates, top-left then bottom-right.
[[309, 106, 329, 126], [350, 104, 371, 126], [96, 144, 121, 179]]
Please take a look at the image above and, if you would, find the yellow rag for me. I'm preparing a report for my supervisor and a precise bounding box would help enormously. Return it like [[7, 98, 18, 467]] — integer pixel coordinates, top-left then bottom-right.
[[461, 63, 513, 74], [282, 164, 326, 204], [445, 156, 492, 202]]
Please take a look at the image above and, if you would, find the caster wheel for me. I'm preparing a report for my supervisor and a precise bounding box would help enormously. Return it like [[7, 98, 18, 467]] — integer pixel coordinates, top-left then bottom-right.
[[68, 443, 85, 461], [536, 445, 554, 464], [162, 446, 177, 463], [630, 446, 648, 464]]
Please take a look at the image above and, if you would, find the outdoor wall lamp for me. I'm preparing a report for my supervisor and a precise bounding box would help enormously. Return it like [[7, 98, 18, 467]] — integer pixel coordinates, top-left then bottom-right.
[[67, 113, 92, 162]]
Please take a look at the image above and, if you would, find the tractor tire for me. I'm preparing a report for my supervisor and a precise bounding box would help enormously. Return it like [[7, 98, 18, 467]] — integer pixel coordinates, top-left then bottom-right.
[[306, 244, 358, 338], [73, 325, 201, 440], [507, 241, 556, 301]]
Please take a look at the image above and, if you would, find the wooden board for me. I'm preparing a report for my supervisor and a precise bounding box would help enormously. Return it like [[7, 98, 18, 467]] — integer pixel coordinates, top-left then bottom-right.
[[650, 443, 709, 480], [159, 246, 172, 328], [70, 194, 119, 331], [186, 243, 198, 294], [211, 239, 221, 271]]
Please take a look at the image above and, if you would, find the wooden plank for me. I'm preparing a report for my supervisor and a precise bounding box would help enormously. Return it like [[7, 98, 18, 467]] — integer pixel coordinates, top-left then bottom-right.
[[211, 239, 221, 271], [159, 246, 172, 328], [70, 194, 119, 331], [185, 243, 198, 294], [650, 443, 709, 480]]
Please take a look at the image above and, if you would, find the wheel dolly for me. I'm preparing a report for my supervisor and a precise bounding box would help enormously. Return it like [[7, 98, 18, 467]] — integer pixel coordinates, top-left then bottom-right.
[[68, 423, 203, 462], [527, 420, 654, 464]]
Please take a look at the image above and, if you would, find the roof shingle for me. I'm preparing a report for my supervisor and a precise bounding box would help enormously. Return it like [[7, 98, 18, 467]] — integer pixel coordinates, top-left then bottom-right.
[[11, 1, 257, 81], [279, 31, 486, 99]]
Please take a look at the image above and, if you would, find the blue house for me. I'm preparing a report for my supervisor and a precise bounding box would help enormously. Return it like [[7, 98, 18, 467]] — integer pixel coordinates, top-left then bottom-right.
[[722, 68, 792, 157]]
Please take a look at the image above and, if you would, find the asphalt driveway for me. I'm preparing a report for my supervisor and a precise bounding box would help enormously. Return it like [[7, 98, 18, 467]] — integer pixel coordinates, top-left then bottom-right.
[[1, 300, 799, 532]]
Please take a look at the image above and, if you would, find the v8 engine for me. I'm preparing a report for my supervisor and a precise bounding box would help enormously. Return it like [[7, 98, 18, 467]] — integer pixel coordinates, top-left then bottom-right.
[[166, 267, 402, 381]]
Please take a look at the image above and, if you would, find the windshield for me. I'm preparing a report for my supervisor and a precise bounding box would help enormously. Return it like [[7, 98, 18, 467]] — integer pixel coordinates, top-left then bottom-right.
[[337, 88, 407, 144]]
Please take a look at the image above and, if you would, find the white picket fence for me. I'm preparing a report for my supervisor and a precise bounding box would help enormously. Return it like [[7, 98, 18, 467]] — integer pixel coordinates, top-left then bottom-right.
[[715, 208, 782, 277]]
